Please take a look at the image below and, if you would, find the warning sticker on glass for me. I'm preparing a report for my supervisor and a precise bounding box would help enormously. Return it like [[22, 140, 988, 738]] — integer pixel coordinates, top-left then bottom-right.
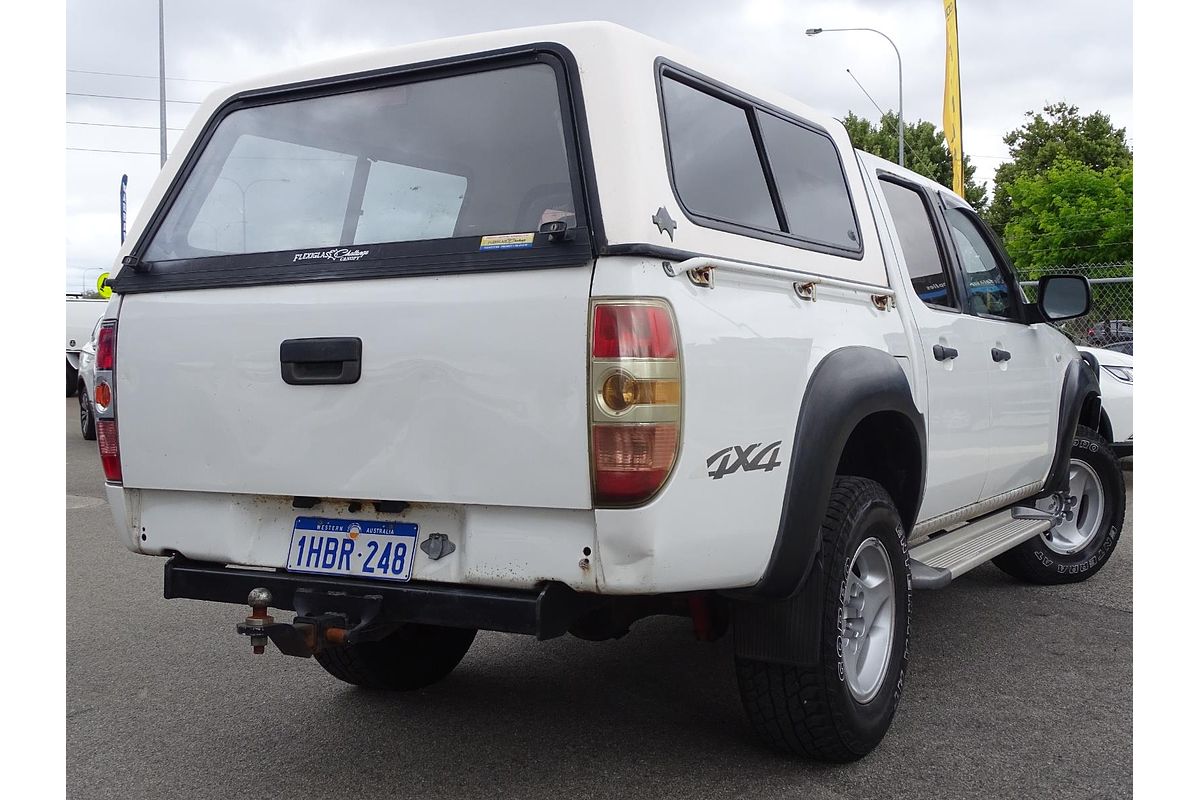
[[479, 232, 535, 251]]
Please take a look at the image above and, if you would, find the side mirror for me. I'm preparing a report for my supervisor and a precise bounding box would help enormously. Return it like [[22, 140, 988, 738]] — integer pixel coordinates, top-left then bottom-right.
[[1037, 275, 1091, 321]]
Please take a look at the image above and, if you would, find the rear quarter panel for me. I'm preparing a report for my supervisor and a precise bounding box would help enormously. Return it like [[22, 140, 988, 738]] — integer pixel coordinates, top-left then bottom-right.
[[591, 257, 907, 593], [583, 43, 906, 592]]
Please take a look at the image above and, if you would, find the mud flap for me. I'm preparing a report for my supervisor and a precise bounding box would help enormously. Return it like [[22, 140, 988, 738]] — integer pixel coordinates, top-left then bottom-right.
[[733, 556, 825, 666]]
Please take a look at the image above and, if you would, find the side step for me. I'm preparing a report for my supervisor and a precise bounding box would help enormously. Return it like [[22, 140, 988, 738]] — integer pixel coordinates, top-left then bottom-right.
[[909, 510, 1052, 589]]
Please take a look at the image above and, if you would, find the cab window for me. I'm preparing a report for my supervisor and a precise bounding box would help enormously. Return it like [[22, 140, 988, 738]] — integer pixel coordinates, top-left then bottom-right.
[[944, 207, 1019, 320], [879, 180, 956, 309]]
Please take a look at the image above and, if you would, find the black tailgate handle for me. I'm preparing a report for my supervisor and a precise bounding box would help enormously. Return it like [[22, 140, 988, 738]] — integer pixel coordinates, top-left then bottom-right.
[[280, 337, 362, 386]]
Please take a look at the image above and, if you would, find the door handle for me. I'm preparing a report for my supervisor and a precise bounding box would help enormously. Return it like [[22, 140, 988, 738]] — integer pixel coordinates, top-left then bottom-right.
[[991, 347, 1012, 363], [932, 344, 959, 361], [280, 337, 362, 385]]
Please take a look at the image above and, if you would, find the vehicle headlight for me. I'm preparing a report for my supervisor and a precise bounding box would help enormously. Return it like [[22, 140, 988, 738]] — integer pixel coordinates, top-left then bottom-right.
[[1102, 365, 1133, 383]]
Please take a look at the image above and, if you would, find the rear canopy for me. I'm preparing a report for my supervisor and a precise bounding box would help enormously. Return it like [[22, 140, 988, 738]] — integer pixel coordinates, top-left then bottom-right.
[[113, 22, 887, 292]]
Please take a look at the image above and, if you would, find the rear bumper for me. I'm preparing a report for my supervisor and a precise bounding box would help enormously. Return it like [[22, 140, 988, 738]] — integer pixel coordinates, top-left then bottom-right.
[[118, 489, 603, 592], [112, 485, 775, 595], [162, 556, 602, 639]]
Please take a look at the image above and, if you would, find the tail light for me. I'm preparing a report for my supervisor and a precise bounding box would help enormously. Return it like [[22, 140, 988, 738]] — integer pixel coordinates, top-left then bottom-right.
[[94, 320, 122, 483], [96, 322, 115, 370], [97, 420, 122, 483], [590, 300, 681, 506]]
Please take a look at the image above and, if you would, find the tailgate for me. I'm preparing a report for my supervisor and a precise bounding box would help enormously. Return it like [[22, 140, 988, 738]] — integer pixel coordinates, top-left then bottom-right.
[[109, 55, 600, 510], [115, 266, 595, 509]]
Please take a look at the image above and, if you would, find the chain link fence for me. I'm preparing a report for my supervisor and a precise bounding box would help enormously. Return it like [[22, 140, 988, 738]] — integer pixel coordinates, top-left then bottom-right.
[[1017, 261, 1132, 347]]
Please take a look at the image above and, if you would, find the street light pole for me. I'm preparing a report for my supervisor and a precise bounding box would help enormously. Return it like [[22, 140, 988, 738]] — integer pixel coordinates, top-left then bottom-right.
[[158, 0, 168, 167], [214, 177, 291, 251], [806, 26, 904, 168]]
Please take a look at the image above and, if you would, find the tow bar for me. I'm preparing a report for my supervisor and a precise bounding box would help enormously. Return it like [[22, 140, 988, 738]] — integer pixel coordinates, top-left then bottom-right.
[[165, 556, 603, 641], [235, 587, 388, 657]]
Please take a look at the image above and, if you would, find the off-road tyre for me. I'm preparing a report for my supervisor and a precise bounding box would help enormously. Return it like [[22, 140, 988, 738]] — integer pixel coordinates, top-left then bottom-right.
[[992, 426, 1125, 584], [736, 476, 911, 762], [67, 361, 78, 397], [314, 623, 476, 690]]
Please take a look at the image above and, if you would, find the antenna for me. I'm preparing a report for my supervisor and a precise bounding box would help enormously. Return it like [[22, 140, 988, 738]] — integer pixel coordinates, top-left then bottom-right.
[[845, 68, 916, 165], [846, 68, 886, 118]]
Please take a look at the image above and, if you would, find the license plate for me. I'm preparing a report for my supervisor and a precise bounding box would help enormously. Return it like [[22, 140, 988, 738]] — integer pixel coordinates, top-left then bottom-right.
[[286, 517, 418, 582]]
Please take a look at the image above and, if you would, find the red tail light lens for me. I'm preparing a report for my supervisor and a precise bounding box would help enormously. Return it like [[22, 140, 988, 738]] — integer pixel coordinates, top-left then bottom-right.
[[590, 300, 681, 507], [94, 319, 121, 483], [592, 304, 678, 359], [592, 424, 679, 504], [97, 419, 122, 482], [96, 321, 116, 371]]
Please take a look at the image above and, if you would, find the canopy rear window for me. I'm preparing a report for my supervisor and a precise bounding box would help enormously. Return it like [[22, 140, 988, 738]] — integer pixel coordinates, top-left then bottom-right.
[[142, 62, 578, 263]]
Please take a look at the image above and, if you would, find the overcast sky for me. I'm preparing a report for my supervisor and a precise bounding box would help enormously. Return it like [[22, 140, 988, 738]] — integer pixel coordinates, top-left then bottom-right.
[[64, 0, 1132, 293]]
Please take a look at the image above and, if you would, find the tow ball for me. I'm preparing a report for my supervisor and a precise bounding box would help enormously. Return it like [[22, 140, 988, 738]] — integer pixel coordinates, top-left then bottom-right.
[[235, 587, 383, 657], [238, 587, 275, 654]]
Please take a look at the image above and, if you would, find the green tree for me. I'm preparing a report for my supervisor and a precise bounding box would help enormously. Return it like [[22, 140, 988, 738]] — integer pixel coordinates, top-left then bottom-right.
[[1002, 157, 1132, 272], [986, 102, 1132, 233], [843, 110, 987, 212]]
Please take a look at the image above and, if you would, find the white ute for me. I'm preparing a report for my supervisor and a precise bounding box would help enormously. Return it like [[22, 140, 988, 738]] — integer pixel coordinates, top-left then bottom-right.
[[100, 23, 1125, 761], [66, 295, 105, 396]]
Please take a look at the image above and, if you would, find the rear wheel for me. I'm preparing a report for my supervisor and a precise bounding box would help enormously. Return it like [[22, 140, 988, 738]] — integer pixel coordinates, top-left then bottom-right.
[[314, 623, 476, 690], [736, 477, 911, 762], [992, 426, 1124, 584], [79, 385, 97, 441]]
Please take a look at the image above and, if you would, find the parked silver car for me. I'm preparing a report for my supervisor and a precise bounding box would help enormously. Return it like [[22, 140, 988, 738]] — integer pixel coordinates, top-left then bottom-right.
[[76, 319, 100, 440]]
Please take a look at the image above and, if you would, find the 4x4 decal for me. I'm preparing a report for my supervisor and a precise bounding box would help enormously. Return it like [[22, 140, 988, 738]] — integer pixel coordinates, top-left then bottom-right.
[[706, 441, 783, 479]]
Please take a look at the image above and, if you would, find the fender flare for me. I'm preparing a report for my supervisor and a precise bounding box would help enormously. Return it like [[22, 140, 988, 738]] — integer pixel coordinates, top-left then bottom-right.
[[1040, 355, 1102, 497], [747, 346, 926, 600]]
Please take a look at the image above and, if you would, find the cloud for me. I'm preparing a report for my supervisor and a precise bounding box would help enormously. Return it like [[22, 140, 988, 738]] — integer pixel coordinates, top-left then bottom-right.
[[65, 0, 1132, 279]]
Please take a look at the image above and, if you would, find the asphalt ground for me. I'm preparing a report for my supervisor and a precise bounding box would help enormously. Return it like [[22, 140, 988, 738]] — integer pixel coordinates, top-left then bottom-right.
[[66, 400, 1132, 799]]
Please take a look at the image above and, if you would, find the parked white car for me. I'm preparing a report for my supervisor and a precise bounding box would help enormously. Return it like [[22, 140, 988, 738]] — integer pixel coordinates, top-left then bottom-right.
[[66, 296, 106, 397], [1077, 346, 1132, 457], [96, 23, 1125, 762]]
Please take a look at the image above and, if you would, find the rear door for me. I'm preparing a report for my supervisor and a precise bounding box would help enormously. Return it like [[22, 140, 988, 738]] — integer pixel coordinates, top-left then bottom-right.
[[876, 177, 991, 521], [112, 53, 598, 510]]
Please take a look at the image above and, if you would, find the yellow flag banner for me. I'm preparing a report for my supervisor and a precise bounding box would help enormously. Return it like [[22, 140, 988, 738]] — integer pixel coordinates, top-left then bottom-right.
[[943, 0, 964, 197]]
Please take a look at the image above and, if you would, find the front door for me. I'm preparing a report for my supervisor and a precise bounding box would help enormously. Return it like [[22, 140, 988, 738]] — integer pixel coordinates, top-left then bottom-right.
[[940, 201, 1058, 500]]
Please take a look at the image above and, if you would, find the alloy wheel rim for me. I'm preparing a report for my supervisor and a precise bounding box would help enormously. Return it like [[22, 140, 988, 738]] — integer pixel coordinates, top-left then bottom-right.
[[839, 537, 895, 704], [1042, 458, 1105, 555], [79, 392, 90, 433]]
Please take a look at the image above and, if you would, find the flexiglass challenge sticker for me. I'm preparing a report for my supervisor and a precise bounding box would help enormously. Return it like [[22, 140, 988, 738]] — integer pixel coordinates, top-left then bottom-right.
[[479, 232, 535, 251]]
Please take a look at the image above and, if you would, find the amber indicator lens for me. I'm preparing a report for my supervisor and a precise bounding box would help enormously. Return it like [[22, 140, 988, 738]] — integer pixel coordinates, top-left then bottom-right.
[[600, 372, 681, 413], [601, 372, 637, 412], [93, 381, 112, 409]]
